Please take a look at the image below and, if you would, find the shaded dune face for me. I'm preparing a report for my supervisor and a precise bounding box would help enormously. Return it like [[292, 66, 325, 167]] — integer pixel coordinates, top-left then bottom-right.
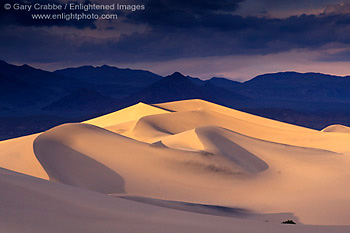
[[126, 109, 258, 144], [194, 127, 269, 173], [159, 125, 269, 173], [32, 123, 265, 193], [128, 107, 301, 145], [33, 125, 126, 194], [127, 101, 350, 154], [3, 99, 350, 228]]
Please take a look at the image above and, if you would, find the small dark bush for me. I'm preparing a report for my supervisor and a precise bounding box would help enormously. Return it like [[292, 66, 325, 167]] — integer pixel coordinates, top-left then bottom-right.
[[282, 219, 296, 224]]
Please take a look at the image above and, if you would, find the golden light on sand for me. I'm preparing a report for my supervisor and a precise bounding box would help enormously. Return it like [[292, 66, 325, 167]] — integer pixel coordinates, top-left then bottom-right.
[[1, 99, 350, 232]]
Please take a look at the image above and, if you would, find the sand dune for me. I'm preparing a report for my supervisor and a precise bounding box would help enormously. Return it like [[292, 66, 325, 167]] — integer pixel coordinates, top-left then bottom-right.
[[1, 99, 350, 232], [34, 129, 126, 194], [32, 123, 261, 198], [123, 106, 350, 153], [3, 167, 349, 233], [84, 102, 169, 128], [117, 194, 297, 222], [322, 124, 350, 133], [155, 99, 311, 131], [0, 133, 48, 179]]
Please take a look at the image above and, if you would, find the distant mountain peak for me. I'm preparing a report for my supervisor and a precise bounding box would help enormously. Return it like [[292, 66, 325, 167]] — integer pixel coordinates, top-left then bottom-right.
[[251, 71, 342, 81], [82, 65, 95, 69], [20, 64, 41, 72], [0, 59, 8, 65], [167, 72, 186, 79], [159, 72, 193, 86], [99, 64, 117, 69]]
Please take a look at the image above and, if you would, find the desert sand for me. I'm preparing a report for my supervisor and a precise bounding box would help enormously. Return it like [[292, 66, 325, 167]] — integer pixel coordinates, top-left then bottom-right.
[[1, 99, 350, 232], [322, 124, 350, 133]]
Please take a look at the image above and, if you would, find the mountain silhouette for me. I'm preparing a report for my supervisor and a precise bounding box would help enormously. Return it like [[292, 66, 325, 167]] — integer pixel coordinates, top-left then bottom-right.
[[205, 77, 242, 90], [55, 65, 162, 99], [2, 59, 350, 140], [43, 88, 116, 113], [126, 72, 248, 107], [237, 72, 350, 103], [0, 60, 82, 109]]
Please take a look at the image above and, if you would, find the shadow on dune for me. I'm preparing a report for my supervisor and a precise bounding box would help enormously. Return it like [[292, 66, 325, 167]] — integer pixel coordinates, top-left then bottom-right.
[[195, 128, 269, 173], [116, 195, 299, 223], [33, 137, 125, 194], [118, 195, 251, 217]]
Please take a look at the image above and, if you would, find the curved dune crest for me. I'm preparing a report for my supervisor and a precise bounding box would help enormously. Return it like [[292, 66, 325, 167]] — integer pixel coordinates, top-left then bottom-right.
[[155, 99, 311, 132], [0, 134, 48, 179], [31, 123, 257, 197], [2, 99, 350, 228], [34, 134, 125, 194], [125, 106, 350, 153], [322, 124, 350, 133], [196, 128, 269, 173], [162, 126, 269, 173], [161, 125, 341, 173], [160, 128, 205, 151], [83, 102, 169, 128]]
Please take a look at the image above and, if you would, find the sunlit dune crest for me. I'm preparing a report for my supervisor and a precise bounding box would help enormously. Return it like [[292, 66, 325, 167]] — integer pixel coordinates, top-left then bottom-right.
[[1, 99, 350, 232], [0, 133, 48, 179], [83, 102, 170, 128], [322, 124, 350, 133]]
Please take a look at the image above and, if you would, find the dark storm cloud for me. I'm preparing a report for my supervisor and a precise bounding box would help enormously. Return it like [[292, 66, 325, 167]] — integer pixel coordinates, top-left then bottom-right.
[[8, 13, 349, 63], [236, 0, 346, 17], [113, 11, 350, 61], [143, 0, 243, 13], [324, 2, 350, 15], [2, 0, 350, 65], [120, 0, 350, 59], [0, 0, 97, 29], [128, 0, 243, 28], [317, 48, 350, 62]]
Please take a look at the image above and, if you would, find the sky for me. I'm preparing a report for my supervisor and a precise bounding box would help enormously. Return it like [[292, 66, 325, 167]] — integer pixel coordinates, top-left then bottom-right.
[[1, 0, 350, 80]]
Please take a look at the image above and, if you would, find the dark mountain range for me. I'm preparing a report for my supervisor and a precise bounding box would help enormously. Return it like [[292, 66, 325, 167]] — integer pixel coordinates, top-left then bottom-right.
[[54, 65, 162, 99], [125, 72, 248, 107], [0, 60, 87, 92], [205, 77, 242, 90], [235, 72, 350, 103], [190, 72, 350, 110], [0, 60, 163, 139], [0, 60, 161, 114], [0, 60, 82, 110], [1, 59, 350, 140], [43, 88, 117, 114]]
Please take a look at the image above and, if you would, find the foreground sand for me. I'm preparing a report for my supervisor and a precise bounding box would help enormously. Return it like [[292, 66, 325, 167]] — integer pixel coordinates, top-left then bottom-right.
[[1, 99, 350, 232]]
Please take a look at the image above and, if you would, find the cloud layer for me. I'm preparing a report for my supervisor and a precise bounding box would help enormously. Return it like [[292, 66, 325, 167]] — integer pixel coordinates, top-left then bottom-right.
[[1, 0, 350, 78]]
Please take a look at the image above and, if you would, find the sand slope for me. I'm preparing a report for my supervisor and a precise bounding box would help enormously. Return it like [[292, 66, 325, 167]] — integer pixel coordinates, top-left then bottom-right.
[[84, 102, 169, 128], [0, 133, 48, 179], [1, 99, 350, 231], [107, 100, 350, 153], [33, 123, 263, 199], [3, 167, 349, 233], [322, 124, 350, 133]]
